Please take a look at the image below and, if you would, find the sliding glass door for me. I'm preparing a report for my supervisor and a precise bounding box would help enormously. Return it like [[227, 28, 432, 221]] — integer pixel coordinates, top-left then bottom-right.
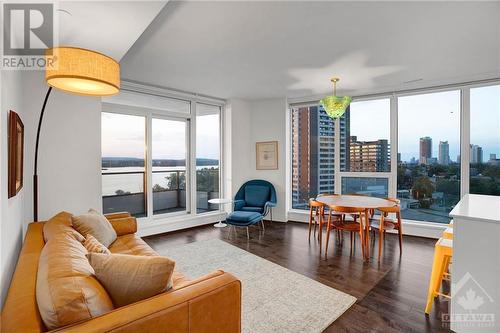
[[101, 112, 147, 217], [151, 117, 189, 216], [101, 90, 224, 221], [196, 103, 221, 213]]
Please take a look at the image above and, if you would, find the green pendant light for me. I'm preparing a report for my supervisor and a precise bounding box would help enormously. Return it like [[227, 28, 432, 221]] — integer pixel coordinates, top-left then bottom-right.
[[320, 77, 352, 119]]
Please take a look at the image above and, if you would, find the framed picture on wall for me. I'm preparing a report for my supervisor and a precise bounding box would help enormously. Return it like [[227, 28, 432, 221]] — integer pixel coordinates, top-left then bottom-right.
[[8, 110, 24, 198], [256, 141, 278, 170]]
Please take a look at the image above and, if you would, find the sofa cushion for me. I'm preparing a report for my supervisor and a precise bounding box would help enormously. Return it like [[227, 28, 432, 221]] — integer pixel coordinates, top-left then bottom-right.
[[240, 206, 264, 213], [87, 253, 175, 307], [108, 234, 159, 256], [84, 234, 111, 254], [36, 235, 114, 330], [244, 185, 269, 207], [72, 209, 117, 247], [43, 211, 84, 242]]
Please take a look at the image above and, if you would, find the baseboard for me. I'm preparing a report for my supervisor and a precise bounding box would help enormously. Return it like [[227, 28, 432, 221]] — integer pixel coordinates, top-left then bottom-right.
[[137, 212, 227, 237]]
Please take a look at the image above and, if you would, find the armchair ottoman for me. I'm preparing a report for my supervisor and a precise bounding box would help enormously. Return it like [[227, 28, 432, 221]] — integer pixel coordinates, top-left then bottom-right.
[[226, 211, 264, 239]]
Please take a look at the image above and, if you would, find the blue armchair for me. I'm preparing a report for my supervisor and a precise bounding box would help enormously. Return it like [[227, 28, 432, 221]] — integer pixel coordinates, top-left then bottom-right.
[[233, 180, 277, 221]]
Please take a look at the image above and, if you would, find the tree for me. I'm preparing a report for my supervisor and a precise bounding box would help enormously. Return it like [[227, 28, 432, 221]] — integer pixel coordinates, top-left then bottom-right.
[[115, 189, 131, 196], [412, 177, 435, 208]]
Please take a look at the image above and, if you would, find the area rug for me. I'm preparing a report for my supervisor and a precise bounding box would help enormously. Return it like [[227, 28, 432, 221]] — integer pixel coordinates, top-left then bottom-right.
[[158, 239, 356, 333]]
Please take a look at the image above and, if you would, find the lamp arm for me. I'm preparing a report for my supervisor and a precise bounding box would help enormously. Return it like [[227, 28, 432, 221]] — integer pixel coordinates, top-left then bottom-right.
[[33, 86, 53, 222]]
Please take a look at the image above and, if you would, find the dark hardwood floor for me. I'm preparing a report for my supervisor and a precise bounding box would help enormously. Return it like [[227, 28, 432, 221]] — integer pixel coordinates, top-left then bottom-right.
[[144, 221, 451, 333]]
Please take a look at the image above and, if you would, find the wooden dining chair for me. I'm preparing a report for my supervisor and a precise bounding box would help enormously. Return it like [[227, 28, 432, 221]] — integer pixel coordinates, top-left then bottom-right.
[[308, 199, 324, 241], [324, 205, 368, 260], [371, 199, 403, 261]]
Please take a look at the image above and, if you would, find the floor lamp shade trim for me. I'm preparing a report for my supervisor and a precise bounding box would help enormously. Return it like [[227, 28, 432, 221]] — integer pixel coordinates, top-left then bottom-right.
[[34, 47, 120, 221], [45, 47, 120, 96]]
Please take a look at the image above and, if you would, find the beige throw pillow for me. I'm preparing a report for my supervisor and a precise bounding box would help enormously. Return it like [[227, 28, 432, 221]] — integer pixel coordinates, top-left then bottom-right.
[[87, 253, 175, 307], [72, 209, 117, 247], [84, 234, 111, 254]]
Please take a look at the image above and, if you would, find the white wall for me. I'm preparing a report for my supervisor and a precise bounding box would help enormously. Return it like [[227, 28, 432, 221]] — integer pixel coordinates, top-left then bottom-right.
[[22, 71, 102, 221], [0, 71, 26, 307], [228, 98, 288, 222], [0, 70, 102, 306]]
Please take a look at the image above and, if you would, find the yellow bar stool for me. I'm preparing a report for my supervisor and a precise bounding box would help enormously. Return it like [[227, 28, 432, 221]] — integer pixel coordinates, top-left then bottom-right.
[[425, 237, 453, 314], [443, 227, 453, 240]]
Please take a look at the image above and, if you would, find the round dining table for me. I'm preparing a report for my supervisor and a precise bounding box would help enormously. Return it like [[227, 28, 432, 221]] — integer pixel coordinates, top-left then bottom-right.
[[315, 195, 397, 260]]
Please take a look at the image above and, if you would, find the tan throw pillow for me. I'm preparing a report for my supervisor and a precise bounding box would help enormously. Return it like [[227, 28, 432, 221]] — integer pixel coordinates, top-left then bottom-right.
[[84, 234, 111, 254], [87, 253, 175, 307], [43, 211, 84, 242], [37, 236, 114, 330], [72, 209, 117, 247]]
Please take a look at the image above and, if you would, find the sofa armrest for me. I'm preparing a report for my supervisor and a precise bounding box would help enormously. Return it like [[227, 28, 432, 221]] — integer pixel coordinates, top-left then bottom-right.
[[104, 212, 131, 220], [108, 216, 137, 236], [54, 271, 241, 333]]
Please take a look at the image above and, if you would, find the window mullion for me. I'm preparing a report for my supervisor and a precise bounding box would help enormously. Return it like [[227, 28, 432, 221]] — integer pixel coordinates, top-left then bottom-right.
[[460, 88, 471, 197], [390, 94, 398, 199], [146, 112, 153, 218]]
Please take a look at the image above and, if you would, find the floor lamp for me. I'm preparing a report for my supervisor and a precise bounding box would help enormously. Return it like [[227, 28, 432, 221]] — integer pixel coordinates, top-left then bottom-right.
[[34, 47, 120, 221]]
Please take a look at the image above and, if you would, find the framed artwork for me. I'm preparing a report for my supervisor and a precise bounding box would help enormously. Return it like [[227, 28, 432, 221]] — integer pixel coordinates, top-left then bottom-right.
[[256, 141, 278, 170], [8, 110, 24, 198]]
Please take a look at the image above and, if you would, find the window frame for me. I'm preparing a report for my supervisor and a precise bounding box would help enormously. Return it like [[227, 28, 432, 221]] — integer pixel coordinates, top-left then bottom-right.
[[288, 79, 500, 225], [102, 88, 225, 225]]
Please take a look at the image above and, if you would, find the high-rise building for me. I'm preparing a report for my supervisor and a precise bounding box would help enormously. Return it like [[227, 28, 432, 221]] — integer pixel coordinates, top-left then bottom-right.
[[438, 141, 450, 165], [291, 105, 349, 207], [470, 144, 483, 164], [349, 136, 390, 172], [419, 137, 432, 165]]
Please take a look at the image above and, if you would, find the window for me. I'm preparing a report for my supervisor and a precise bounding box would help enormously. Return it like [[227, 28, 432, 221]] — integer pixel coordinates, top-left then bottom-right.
[[341, 177, 388, 198], [102, 91, 224, 220], [290, 82, 499, 224], [341, 98, 391, 172], [291, 105, 340, 209], [196, 104, 221, 213], [102, 112, 146, 217], [397, 91, 461, 224], [469, 85, 500, 195], [152, 118, 188, 215]]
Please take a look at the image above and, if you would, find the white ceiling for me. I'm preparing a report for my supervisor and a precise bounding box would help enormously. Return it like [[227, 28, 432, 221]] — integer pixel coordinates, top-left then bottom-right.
[[58, 1, 168, 61], [121, 1, 500, 100]]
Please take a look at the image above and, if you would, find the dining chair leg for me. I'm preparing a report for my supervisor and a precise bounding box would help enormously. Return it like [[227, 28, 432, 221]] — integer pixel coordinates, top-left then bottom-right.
[[325, 213, 332, 255], [350, 231, 353, 249], [378, 228, 384, 262], [366, 210, 371, 260], [308, 209, 313, 240], [398, 214, 403, 255]]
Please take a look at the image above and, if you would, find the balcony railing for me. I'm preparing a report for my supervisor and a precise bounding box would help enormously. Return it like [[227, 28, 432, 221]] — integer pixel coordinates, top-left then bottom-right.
[[102, 169, 220, 217]]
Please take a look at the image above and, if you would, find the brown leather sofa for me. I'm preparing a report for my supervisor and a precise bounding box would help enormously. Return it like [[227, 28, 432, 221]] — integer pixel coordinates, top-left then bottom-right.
[[1, 212, 241, 333]]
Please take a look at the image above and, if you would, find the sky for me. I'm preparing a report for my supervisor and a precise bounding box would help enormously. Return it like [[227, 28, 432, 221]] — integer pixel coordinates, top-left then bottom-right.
[[350, 85, 500, 162], [101, 111, 220, 160]]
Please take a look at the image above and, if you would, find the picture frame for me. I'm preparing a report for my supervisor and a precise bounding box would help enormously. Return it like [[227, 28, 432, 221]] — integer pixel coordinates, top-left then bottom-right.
[[8, 110, 24, 198], [256, 141, 278, 170]]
